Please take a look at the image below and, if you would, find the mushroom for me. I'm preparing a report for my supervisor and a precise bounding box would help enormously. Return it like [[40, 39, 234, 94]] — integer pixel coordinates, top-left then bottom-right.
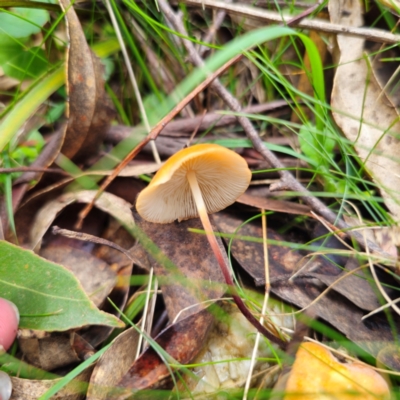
[[284, 342, 390, 400], [136, 143, 285, 347], [0, 298, 19, 352]]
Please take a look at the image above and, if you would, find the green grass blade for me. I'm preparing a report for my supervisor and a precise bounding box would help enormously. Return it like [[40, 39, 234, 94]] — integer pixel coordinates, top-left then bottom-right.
[[0, 66, 64, 152]]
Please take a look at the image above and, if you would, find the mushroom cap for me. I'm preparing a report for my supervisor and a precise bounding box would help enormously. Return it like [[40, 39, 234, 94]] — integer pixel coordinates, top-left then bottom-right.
[[136, 144, 251, 223]]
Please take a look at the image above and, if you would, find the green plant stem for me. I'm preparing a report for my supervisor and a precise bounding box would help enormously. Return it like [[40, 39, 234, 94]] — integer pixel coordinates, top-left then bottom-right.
[[186, 170, 286, 349]]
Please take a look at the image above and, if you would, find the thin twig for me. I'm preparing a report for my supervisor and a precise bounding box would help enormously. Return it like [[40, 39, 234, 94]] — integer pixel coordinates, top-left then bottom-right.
[[159, 0, 393, 262], [105, 100, 290, 142], [199, 4, 228, 57], [284, 0, 322, 27], [182, 0, 400, 44], [0, 167, 69, 175], [76, 53, 242, 229], [52, 226, 134, 262]]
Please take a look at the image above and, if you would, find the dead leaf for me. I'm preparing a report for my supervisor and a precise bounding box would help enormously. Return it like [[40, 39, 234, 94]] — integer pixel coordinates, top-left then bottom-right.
[[10, 366, 93, 400], [309, 258, 381, 312], [93, 222, 136, 270], [87, 327, 139, 400], [330, 0, 400, 221], [370, 45, 400, 109], [273, 278, 398, 357], [213, 212, 324, 285], [116, 309, 214, 397], [59, 0, 115, 160], [214, 212, 397, 356], [30, 191, 134, 251], [133, 211, 226, 321], [20, 191, 135, 346], [18, 333, 94, 371], [377, 344, 400, 373]]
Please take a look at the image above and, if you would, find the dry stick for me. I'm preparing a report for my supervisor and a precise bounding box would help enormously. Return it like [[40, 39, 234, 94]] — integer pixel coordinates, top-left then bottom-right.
[[52, 226, 135, 261], [76, 54, 242, 229], [0, 167, 69, 175], [160, 0, 393, 261], [283, 0, 322, 27], [199, 4, 228, 57], [183, 0, 400, 44], [185, 109, 207, 147]]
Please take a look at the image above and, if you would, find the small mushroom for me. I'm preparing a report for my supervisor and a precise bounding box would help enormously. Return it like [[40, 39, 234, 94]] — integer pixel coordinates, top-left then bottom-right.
[[137, 144, 285, 347], [284, 342, 390, 400], [0, 298, 19, 351], [136, 143, 251, 223]]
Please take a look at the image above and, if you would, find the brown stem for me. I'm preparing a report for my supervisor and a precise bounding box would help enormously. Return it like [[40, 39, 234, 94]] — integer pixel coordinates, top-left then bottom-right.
[[187, 171, 286, 348]]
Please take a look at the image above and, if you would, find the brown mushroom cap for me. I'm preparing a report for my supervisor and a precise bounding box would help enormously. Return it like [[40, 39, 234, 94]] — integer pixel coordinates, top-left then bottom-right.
[[136, 143, 251, 223]]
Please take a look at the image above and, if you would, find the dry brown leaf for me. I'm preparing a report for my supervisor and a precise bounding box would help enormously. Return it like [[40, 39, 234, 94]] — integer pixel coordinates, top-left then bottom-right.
[[59, 0, 115, 160], [116, 309, 214, 397], [10, 366, 93, 400], [87, 327, 139, 400], [330, 0, 400, 221], [29, 191, 134, 251], [273, 277, 398, 357], [133, 211, 226, 321], [214, 212, 398, 356], [18, 333, 94, 371], [214, 212, 381, 311]]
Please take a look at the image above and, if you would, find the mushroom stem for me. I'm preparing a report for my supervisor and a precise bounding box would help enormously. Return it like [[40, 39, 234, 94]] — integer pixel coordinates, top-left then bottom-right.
[[186, 170, 286, 348]]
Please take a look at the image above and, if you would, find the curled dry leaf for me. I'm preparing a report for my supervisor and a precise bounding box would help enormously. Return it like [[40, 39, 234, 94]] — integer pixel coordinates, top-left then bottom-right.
[[30, 190, 135, 252], [330, 0, 400, 221], [10, 366, 93, 400], [284, 342, 390, 400], [86, 327, 139, 400], [59, 0, 115, 160], [86, 224, 136, 346], [18, 333, 93, 371]]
